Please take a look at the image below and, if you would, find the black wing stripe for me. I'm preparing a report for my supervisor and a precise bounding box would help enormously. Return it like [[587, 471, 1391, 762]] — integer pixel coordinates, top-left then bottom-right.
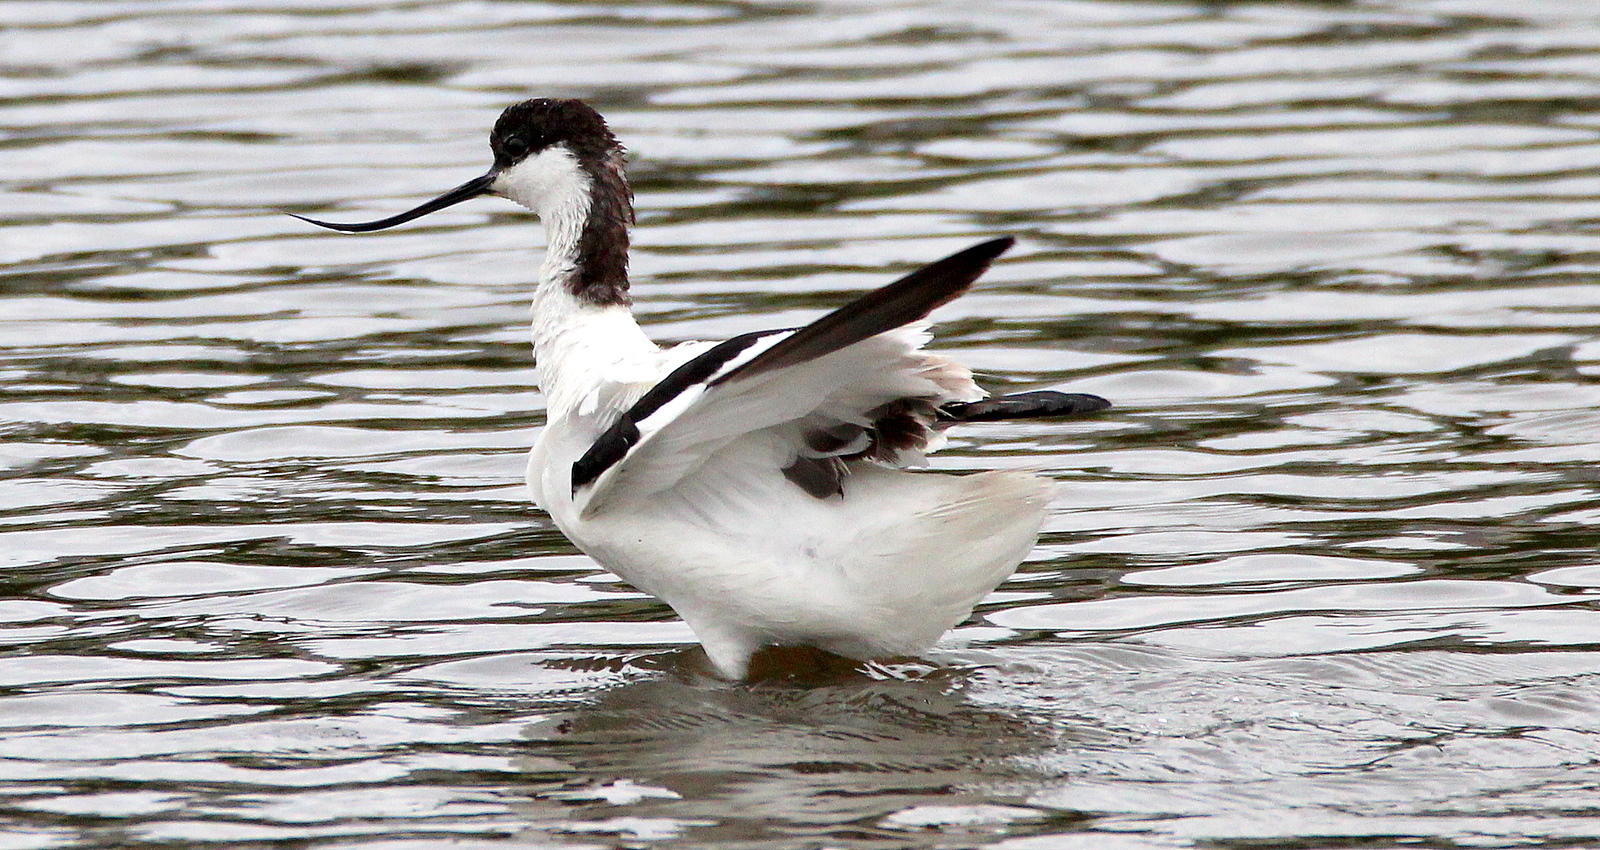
[[711, 237, 1015, 386], [571, 328, 789, 493], [938, 391, 1111, 423]]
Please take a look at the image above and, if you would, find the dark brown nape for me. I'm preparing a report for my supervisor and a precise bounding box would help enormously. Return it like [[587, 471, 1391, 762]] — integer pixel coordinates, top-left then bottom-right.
[[572, 149, 633, 307]]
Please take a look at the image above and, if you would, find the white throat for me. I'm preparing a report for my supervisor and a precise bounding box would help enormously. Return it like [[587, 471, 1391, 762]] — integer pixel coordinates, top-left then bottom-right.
[[493, 146, 592, 285], [492, 145, 655, 417]]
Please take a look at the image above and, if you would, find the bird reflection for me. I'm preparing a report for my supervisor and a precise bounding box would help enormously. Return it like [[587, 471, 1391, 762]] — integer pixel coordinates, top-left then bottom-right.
[[509, 649, 1060, 843]]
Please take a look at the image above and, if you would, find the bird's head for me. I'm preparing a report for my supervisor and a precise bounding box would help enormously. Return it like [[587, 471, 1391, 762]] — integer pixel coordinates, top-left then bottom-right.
[[292, 98, 625, 232]]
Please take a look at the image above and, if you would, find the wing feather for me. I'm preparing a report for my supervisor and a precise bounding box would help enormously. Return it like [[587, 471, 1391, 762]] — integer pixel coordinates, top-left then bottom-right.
[[570, 328, 792, 491], [714, 236, 1013, 384], [571, 238, 1015, 519]]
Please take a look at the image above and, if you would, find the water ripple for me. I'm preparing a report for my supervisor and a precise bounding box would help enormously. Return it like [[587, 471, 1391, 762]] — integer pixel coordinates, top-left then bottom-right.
[[4, 0, 1600, 847]]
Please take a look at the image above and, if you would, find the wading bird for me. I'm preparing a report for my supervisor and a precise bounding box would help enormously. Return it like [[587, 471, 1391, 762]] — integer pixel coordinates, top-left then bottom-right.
[[295, 99, 1108, 679]]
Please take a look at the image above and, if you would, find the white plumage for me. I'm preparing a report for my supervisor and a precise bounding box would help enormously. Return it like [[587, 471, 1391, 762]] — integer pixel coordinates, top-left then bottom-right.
[[526, 321, 1051, 678], [295, 98, 1107, 679]]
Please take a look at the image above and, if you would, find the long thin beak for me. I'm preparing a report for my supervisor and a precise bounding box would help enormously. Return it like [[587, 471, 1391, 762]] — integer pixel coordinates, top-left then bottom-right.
[[289, 170, 498, 233]]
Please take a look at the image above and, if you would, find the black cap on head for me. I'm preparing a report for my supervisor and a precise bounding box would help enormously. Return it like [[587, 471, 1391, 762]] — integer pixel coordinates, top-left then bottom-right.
[[290, 97, 629, 244], [490, 98, 621, 168]]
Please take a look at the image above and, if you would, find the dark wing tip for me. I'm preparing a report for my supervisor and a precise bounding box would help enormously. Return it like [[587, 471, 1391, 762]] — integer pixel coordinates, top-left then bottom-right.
[[967, 235, 1016, 263], [939, 391, 1111, 424], [714, 236, 1017, 384]]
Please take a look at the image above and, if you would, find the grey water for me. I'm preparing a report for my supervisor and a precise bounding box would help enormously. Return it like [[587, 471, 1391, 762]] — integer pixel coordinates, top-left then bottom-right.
[[4, 1, 1600, 847]]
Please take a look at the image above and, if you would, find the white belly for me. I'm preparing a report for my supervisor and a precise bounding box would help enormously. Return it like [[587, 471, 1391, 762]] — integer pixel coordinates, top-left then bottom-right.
[[528, 423, 1050, 678]]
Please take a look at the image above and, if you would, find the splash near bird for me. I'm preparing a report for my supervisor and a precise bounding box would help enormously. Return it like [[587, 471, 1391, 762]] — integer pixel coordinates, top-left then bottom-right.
[[295, 99, 1109, 679]]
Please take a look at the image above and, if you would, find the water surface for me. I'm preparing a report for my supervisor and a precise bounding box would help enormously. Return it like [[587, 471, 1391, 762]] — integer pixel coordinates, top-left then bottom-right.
[[4, 1, 1600, 847]]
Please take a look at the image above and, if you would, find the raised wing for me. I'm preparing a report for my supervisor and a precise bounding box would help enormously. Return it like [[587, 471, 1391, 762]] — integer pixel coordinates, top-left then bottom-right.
[[713, 237, 1014, 382], [570, 327, 794, 493], [570, 238, 1014, 519]]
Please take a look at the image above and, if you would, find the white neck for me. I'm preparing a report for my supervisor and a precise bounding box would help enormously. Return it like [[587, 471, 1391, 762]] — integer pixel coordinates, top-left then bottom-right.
[[494, 146, 656, 419]]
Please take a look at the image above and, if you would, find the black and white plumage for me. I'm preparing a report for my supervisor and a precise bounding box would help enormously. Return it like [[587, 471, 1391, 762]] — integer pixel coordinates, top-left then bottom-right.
[[295, 98, 1110, 679]]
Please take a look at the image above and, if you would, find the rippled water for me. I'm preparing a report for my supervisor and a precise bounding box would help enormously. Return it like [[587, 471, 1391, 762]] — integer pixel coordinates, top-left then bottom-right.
[[5, 1, 1600, 847]]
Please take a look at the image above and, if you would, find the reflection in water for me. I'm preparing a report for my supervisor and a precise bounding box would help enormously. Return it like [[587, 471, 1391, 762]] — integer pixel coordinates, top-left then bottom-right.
[[513, 657, 1069, 845], [504, 642, 1600, 847]]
